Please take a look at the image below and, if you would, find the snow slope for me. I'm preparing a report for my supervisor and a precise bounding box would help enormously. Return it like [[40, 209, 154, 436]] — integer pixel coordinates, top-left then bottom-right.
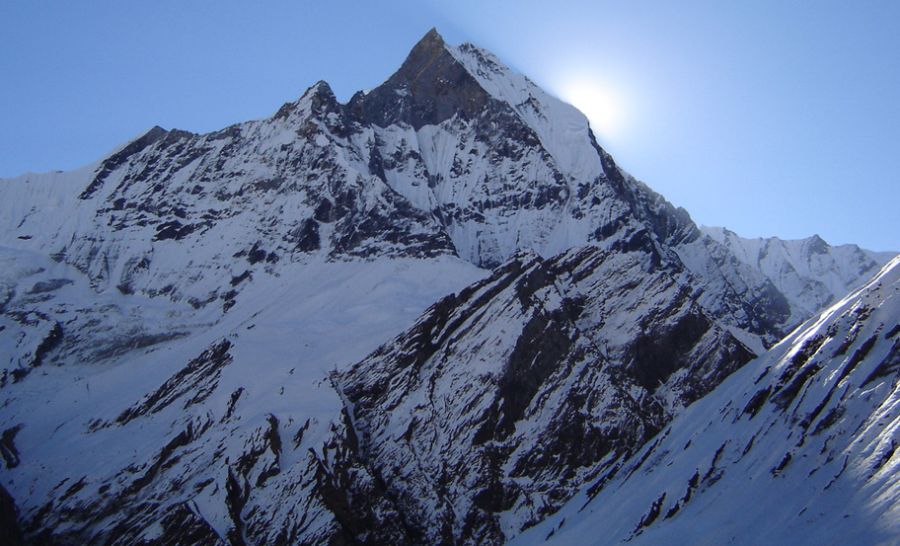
[[515, 255, 900, 546], [703, 226, 896, 324], [0, 247, 485, 544]]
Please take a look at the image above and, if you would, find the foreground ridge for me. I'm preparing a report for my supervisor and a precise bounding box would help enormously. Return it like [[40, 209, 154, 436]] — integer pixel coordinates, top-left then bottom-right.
[[517, 256, 900, 545]]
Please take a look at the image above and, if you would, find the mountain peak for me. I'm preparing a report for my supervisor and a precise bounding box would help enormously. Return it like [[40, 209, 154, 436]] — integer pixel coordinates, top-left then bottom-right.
[[274, 79, 338, 121], [348, 28, 489, 129], [305, 79, 334, 96], [394, 27, 452, 85], [413, 27, 445, 52]]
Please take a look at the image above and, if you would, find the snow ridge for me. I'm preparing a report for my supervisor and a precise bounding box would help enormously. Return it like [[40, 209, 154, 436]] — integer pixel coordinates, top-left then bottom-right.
[[516, 256, 900, 546], [703, 226, 896, 323]]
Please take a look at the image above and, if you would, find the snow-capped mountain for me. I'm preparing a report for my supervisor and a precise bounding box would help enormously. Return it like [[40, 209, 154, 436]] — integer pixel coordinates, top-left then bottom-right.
[[0, 29, 895, 545], [0, 29, 789, 343], [514, 254, 900, 546], [703, 226, 895, 324]]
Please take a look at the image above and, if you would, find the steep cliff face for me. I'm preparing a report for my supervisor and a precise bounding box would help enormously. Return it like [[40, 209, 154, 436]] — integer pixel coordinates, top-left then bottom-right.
[[516, 256, 900, 546], [0, 29, 890, 546]]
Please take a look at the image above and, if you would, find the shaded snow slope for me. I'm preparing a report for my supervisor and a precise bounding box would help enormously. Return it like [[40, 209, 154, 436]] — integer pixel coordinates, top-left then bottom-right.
[[0, 248, 485, 544], [515, 256, 900, 546]]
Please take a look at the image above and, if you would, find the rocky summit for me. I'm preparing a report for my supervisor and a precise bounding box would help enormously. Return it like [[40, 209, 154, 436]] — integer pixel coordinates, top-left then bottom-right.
[[0, 29, 896, 545]]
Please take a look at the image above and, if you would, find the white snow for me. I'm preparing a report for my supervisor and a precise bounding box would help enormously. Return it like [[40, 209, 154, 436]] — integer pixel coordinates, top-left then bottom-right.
[[513, 256, 900, 546], [702, 225, 896, 323]]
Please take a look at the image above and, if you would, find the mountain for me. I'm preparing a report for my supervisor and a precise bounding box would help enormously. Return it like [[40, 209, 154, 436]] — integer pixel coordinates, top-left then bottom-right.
[[514, 255, 900, 546], [333, 246, 756, 543], [0, 29, 895, 545], [703, 226, 895, 324], [0, 29, 789, 343]]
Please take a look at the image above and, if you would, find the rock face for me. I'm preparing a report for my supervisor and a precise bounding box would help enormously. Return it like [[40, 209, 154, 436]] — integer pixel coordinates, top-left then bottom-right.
[[516, 256, 900, 546], [348, 28, 492, 130], [0, 483, 24, 546], [0, 29, 894, 546]]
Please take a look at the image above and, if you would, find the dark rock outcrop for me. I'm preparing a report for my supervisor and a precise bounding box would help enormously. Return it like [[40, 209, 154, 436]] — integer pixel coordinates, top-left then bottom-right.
[[0, 484, 24, 546]]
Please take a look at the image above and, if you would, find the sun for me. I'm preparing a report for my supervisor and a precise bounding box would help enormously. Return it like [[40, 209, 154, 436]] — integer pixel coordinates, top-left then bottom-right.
[[557, 78, 626, 140]]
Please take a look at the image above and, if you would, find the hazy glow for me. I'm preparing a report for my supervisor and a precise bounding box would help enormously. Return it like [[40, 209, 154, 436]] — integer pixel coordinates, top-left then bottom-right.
[[557, 78, 627, 140]]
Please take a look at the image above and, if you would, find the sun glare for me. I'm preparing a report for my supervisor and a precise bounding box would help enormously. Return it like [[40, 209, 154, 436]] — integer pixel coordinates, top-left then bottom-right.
[[558, 79, 626, 140]]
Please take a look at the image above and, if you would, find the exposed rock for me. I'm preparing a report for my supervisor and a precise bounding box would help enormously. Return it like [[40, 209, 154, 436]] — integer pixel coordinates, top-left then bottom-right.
[[0, 483, 24, 546], [115, 339, 233, 426]]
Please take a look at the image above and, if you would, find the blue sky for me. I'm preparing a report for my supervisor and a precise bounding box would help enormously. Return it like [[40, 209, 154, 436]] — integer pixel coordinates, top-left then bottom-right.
[[2, 1, 897, 250]]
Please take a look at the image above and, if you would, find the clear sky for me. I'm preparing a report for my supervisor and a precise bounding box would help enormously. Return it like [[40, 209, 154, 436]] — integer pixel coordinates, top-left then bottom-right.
[[2, 1, 897, 250]]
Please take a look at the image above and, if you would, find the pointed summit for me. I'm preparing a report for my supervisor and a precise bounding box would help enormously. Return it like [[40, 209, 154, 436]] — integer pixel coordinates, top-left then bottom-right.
[[391, 28, 451, 85], [275, 79, 340, 121], [402, 27, 447, 68], [393, 28, 455, 85], [348, 27, 489, 129], [413, 27, 445, 52], [305, 80, 334, 97]]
